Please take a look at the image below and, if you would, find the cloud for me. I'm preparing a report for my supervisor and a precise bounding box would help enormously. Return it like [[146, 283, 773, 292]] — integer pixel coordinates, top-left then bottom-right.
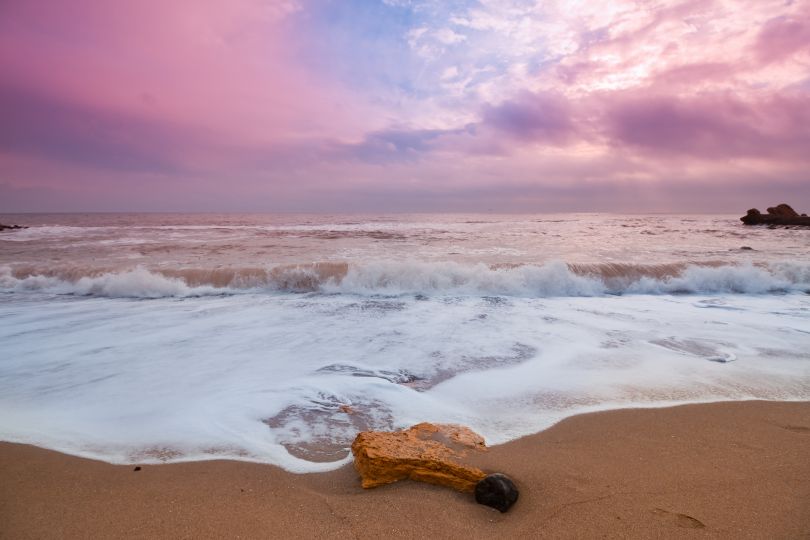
[[603, 91, 810, 160], [332, 125, 477, 163], [481, 92, 575, 143], [755, 13, 810, 64], [434, 28, 467, 44], [0, 83, 184, 173], [0, 0, 376, 145], [3, 0, 810, 212]]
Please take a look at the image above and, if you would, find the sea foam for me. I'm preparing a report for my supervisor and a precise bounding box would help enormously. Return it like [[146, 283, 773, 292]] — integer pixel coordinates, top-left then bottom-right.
[[1, 290, 809, 472], [2, 261, 808, 298]]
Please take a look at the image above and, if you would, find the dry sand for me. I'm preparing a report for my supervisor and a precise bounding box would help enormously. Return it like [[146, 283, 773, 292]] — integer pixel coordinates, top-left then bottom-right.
[[1, 400, 809, 539]]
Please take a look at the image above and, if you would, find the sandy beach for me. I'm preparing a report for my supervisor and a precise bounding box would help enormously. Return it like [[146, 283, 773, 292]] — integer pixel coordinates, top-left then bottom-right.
[[5, 0, 810, 536], [2, 400, 809, 539]]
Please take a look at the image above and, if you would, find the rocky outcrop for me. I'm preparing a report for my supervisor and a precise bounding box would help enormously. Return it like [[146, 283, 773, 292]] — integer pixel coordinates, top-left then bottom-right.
[[0, 223, 28, 231], [351, 423, 520, 512], [740, 204, 810, 226]]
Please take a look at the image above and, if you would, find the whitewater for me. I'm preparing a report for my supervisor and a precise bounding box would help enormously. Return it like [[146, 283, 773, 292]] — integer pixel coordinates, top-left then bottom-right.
[[1, 213, 809, 472]]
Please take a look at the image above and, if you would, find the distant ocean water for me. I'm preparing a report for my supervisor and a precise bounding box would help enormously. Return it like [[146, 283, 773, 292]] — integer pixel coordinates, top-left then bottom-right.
[[1, 213, 809, 471]]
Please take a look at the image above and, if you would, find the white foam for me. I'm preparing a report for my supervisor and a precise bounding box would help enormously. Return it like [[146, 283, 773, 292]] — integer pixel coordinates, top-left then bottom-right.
[[328, 260, 606, 296], [0, 225, 110, 241], [626, 263, 808, 294], [0, 266, 229, 298], [2, 261, 809, 298], [0, 290, 808, 471]]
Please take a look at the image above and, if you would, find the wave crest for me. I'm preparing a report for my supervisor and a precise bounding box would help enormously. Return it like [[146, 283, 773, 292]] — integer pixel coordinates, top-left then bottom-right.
[[2, 261, 808, 298]]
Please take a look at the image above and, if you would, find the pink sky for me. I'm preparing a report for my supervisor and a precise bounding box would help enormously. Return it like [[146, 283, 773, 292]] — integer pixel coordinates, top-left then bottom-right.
[[1, 0, 809, 212]]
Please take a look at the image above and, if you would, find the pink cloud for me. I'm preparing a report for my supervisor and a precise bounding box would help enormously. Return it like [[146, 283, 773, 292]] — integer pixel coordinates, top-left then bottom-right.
[[0, 0, 376, 150], [602, 91, 810, 159], [756, 12, 810, 64], [1, 0, 809, 212]]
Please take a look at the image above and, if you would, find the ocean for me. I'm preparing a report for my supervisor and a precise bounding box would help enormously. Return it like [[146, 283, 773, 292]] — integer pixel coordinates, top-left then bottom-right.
[[1, 213, 809, 472]]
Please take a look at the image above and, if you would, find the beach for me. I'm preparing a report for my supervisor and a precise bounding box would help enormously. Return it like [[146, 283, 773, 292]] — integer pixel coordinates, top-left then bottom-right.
[[2, 400, 809, 539], [5, 0, 810, 535]]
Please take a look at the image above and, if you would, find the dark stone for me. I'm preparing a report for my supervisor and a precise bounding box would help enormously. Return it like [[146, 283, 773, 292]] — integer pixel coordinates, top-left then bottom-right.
[[766, 204, 798, 217], [740, 246, 753, 250], [740, 209, 761, 225], [0, 223, 28, 231], [740, 204, 810, 226], [474, 473, 519, 513], [133, 466, 141, 471]]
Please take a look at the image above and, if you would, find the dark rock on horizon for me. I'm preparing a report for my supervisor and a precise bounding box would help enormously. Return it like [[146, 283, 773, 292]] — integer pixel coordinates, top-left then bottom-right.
[[475, 473, 519, 513], [767, 204, 799, 217], [740, 204, 810, 226], [0, 223, 28, 231]]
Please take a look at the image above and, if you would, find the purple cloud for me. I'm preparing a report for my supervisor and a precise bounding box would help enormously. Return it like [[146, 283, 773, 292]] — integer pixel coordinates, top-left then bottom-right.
[[0, 83, 189, 173], [336, 125, 475, 163], [603, 92, 810, 159], [481, 92, 575, 143]]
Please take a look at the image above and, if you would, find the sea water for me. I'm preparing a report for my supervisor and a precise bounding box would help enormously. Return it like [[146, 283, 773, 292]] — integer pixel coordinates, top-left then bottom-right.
[[1, 213, 808, 471]]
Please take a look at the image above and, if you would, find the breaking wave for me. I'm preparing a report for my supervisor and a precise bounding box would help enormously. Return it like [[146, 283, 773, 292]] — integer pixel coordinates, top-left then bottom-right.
[[2, 260, 809, 299]]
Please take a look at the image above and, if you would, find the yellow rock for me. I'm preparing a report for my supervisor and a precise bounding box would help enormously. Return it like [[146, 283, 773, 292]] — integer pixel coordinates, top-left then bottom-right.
[[351, 423, 487, 492]]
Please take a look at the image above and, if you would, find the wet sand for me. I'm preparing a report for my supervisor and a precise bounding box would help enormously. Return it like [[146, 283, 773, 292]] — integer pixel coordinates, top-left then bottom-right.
[[1, 400, 809, 539]]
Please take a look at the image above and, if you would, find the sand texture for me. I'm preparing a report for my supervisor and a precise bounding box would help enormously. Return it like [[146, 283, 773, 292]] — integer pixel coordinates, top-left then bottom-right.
[[2, 400, 809, 539]]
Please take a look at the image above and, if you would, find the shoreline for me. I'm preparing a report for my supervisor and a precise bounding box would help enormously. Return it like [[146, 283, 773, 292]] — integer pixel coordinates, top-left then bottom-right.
[[2, 400, 809, 538]]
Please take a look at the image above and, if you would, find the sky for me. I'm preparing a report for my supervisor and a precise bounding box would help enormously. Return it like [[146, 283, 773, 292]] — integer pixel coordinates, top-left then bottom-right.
[[1, 0, 809, 213]]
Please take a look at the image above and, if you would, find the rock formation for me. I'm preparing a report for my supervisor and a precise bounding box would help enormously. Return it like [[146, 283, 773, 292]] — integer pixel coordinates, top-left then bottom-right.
[[740, 204, 810, 226], [0, 223, 28, 231], [351, 423, 519, 512]]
